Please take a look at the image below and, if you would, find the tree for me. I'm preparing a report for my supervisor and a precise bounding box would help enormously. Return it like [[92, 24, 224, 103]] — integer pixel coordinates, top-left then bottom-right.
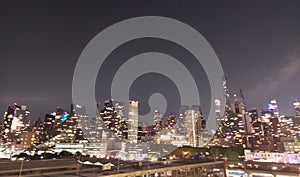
[[59, 150, 73, 157]]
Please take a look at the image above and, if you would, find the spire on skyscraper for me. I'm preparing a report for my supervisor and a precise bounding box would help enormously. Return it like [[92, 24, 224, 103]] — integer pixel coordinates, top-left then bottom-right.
[[223, 74, 231, 110]]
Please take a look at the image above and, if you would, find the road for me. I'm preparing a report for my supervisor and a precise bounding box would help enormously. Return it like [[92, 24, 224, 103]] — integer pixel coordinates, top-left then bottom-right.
[[0, 158, 223, 177]]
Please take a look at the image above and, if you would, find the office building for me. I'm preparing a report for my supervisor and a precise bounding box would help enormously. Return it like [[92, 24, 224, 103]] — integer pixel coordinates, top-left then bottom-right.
[[128, 101, 138, 143], [294, 100, 300, 118]]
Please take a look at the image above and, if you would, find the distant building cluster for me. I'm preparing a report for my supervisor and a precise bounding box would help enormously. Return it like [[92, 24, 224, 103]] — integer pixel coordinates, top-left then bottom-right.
[[1, 76, 300, 162], [211, 97, 300, 153], [0, 98, 206, 160]]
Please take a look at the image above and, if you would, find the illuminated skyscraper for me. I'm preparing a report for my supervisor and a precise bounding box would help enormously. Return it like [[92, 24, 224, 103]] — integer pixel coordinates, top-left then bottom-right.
[[32, 117, 45, 145], [128, 101, 138, 143], [184, 105, 205, 147], [214, 93, 253, 148], [268, 99, 279, 117], [43, 113, 60, 141], [89, 116, 103, 142], [2, 104, 30, 143], [223, 74, 231, 110], [153, 110, 162, 132], [166, 112, 177, 129], [248, 109, 259, 122], [231, 94, 246, 114], [100, 99, 125, 139], [215, 99, 222, 125], [3, 107, 14, 141], [294, 100, 300, 118], [261, 110, 273, 122], [74, 104, 88, 135], [0, 123, 3, 146], [114, 101, 125, 120], [100, 100, 115, 133], [114, 101, 128, 139], [177, 105, 189, 135], [42, 105, 83, 143]]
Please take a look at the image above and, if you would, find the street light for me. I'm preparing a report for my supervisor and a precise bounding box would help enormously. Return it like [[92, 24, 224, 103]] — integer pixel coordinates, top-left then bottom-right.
[[19, 158, 24, 177], [117, 158, 120, 173]]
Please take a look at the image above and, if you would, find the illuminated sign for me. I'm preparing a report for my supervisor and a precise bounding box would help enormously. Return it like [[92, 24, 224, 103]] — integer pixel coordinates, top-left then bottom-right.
[[268, 103, 276, 110], [60, 113, 68, 123]]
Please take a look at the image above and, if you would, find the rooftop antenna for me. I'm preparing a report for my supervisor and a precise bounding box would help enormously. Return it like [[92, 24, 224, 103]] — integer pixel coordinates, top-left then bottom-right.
[[240, 88, 245, 103]]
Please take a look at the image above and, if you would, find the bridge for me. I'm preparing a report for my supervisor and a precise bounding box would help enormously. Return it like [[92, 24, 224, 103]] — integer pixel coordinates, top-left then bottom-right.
[[101, 161, 225, 177], [246, 169, 300, 177], [0, 159, 226, 177], [244, 160, 300, 177]]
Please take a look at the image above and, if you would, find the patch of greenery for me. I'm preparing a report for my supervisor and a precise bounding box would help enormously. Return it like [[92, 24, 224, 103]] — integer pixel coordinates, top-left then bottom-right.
[[169, 146, 244, 162]]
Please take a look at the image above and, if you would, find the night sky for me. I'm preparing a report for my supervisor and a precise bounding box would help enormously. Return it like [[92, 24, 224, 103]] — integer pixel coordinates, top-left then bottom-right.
[[1, 1, 300, 123]]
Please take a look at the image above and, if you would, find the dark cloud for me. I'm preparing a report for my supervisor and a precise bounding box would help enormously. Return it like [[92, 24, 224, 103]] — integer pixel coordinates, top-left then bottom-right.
[[0, 1, 300, 120]]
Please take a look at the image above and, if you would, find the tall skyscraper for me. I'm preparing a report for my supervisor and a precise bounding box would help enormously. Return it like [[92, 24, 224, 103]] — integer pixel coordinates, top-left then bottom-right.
[[43, 113, 59, 141], [215, 99, 222, 126], [183, 105, 205, 147], [3, 107, 14, 141], [214, 93, 253, 148], [100, 99, 125, 139], [166, 112, 177, 129], [231, 94, 246, 114], [74, 104, 89, 135], [268, 99, 279, 117], [153, 110, 162, 132], [114, 101, 128, 139], [223, 74, 231, 110], [2, 104, 30, 143], [42, 105, 83, 143], [101, 100, 115, 130], [248, 109, 259, 122], [261, 110, 274, 122], [128, 100, 138, 143], [178, 105, 189, 133], [294, 100, 300, 118], [32, 117, 45, 145]]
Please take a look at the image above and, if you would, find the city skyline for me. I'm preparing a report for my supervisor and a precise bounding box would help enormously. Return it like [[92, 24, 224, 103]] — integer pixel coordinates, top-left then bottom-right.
[[2, 86, 300, 161], [1, 1, 300, 121], [0, 98, 298, 131], [2, 1, 300, 177]]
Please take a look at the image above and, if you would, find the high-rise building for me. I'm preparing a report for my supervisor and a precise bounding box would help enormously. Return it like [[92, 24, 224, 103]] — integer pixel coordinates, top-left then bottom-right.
[[32, 117, 45, 145], [128, 100, 138, 143], [215, 99, 222, 126], [294, 100, 300, 118], [2, 104, 30, 143], [248, 109, 259, 122], [19, 131, 35, 150], [223, 74, 231, 110], [183, 105, 205, 147], [231, 94, 246, 114], [101, 100, 116, 131], [42, 105, 83, 143], [89, 116, 103, 142], [74, 104, 89, 138], [177, 105, 189, 135], [261, 110, 274, 122], [114, 102, 125, 120], [100, 100, 126, 139], [214, 93, 252, 148], [114, 101, 127, 139], [166, 112, 177, 129], [44, 114, 55, 130], [57, 105, 84, 143], [44, 113, 57, 140], [268, 99, 279, 117], [153, 110, 162, 132]]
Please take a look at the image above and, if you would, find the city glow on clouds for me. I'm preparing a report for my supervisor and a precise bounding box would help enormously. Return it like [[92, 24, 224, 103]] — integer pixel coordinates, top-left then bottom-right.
[[4, 96, 49, 102], [250, 48, 300, 96]]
